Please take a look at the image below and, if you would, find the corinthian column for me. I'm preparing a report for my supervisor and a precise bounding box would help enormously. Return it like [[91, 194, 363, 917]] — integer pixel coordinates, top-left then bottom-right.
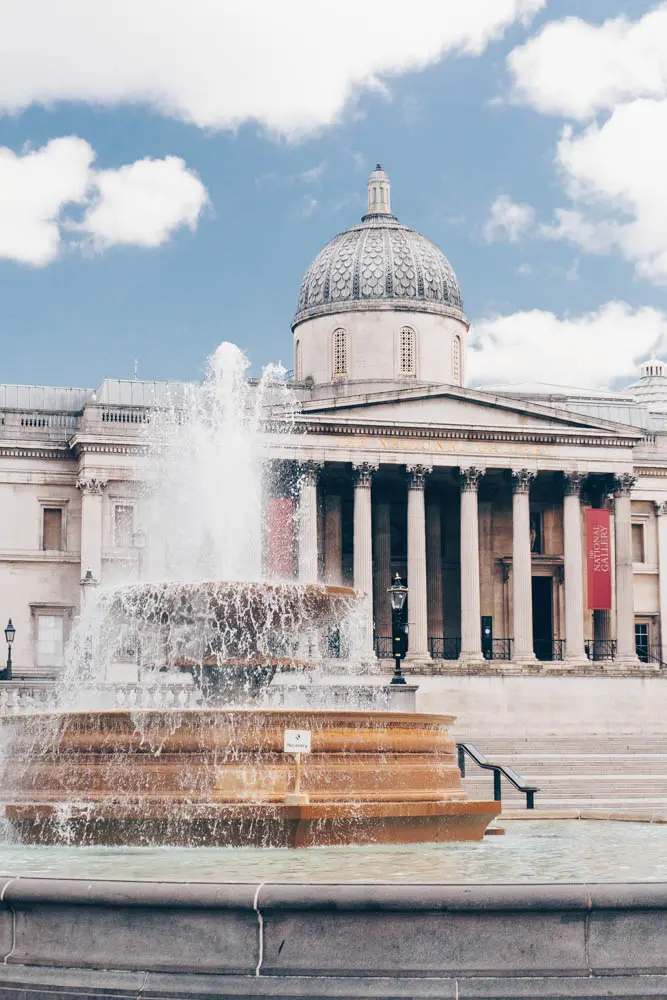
[[511, 469, 537, 663], [373, 501, 392, 640], [563, 472, 587, 666], [76, 477, 107, 588], [406, 464, 431, 662], [353, 462, 377, 655], [459, 467, 484, 665], [426, 500, 443, 640], [613, 473, 639, 665], [298, 462, 321, 584]]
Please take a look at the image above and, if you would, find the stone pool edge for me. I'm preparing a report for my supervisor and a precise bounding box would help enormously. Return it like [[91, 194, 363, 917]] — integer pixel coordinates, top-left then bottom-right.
[[0, 878, 664, 997]]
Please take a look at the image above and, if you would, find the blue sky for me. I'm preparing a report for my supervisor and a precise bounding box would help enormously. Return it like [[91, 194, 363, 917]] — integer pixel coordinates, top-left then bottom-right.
[[1, 0, 666, 389]]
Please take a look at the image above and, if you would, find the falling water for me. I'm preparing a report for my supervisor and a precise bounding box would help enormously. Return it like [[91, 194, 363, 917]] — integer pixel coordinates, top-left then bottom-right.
[[54, 341, 365, 711], [141, 341, 294, 584]]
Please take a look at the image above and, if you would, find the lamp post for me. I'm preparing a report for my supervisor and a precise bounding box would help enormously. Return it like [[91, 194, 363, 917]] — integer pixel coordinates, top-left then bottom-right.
[[388, 573, 408, 685], [3, 618, 15, 681]]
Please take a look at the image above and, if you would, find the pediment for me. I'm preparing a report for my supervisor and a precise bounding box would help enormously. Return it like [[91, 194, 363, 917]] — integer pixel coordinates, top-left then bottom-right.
[[300, 384, 642, 438]]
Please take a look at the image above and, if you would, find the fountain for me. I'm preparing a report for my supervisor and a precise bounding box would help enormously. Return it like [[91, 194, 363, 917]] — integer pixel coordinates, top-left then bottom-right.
[[0, 343, 499, 846]]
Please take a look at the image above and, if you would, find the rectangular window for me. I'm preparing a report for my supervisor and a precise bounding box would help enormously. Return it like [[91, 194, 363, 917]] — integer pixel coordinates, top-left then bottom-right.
[[399, 327, 415, 376], [632, 523, 645, 563], [36, 614, 64, 668], [42, 508, 63, 550], [114, 504, 135, 547], [635, 622, 649, 662]]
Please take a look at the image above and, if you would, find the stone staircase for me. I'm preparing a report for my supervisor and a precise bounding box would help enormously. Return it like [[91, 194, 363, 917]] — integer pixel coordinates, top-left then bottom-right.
[[455, 734, 667, 815]]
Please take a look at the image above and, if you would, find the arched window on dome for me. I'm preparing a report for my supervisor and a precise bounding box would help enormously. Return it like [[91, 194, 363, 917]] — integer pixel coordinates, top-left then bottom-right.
[[295, 339, 302, 380], [332, 328, 348, 379], [398, 327, 416, 377], [452, 335, 462, 386]]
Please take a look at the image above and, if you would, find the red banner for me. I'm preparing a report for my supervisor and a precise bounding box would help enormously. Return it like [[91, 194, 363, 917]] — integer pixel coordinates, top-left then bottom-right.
[[586, 508, 612, 610], [266, 498, 295, 580]]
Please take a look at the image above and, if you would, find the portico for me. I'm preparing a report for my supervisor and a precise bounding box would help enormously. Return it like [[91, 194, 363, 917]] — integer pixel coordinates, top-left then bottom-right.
[[283, 390, 645, 671]]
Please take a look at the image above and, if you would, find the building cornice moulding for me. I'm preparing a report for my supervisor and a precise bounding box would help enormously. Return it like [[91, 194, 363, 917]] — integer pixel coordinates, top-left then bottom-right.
[[297, 418, 639, 449], [0, 443, 72, 461]]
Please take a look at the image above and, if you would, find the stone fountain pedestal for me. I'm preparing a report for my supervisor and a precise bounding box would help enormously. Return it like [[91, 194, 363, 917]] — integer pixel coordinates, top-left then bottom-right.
[[2, 708, 499, 847]]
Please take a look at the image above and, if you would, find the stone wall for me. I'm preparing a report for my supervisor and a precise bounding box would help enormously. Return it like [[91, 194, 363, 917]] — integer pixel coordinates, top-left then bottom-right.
[[0, 878, 664, 997]]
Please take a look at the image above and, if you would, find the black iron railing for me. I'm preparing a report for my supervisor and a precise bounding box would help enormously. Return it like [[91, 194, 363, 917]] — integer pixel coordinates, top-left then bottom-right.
[[457, 742, 539, 809], [585, 639, 617, 661], [639, 644, 667, 669], [484, 638, 513, 661], [374, 635, 393, 659], [429, 637, 461, 660], [534, 638, 564, 661]]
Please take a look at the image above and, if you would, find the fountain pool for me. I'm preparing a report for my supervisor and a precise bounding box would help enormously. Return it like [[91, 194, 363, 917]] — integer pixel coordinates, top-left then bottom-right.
[[0, 821, 665, 882]]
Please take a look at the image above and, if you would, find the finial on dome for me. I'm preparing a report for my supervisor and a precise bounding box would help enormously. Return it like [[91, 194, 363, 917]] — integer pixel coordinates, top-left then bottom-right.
[[365, 163, 392, 218]]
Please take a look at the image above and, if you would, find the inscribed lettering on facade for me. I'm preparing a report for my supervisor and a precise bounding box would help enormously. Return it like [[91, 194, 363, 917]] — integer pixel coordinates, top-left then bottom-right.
[[586, 508, 612, 610]]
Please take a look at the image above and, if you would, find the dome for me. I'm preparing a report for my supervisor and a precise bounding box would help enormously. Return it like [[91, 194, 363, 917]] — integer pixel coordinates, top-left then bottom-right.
[[293, 166, 464, 329]]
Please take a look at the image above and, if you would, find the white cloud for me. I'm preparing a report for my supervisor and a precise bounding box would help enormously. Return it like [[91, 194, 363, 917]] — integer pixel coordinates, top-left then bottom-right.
[[0, 137, 94, 265], [0, 139, 208, 266], [508, 5, 667, 119], [83, 156, 208, 250], [468, 301, 667, 388], [0, 0, 544, 137], [300, 164, 325, 183], [547, 101, 667, 282], [484, 194, 536, 242]]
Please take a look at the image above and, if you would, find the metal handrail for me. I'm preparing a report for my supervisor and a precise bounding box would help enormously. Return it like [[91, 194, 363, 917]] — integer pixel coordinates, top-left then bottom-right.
[[456, 742, 538, 809]]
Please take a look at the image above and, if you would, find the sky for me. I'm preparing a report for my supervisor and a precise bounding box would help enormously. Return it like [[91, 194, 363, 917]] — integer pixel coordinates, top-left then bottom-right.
[[1, 0, 667, 390]]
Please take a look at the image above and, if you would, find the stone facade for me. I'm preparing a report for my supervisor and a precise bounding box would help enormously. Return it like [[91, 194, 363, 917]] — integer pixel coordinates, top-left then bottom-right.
[[3, 169, 667, 682]]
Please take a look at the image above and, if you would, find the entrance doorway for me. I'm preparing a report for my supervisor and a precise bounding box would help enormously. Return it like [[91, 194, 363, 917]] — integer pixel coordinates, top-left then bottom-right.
[[532, 576, 553, 661]]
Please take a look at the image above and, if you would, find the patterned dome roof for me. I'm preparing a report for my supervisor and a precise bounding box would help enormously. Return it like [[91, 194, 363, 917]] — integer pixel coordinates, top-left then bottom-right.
[[293, 166, 464, 328]]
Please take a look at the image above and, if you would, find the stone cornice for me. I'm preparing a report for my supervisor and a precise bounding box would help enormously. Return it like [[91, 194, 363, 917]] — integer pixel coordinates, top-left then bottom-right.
[[634, 466, 667, 478], [295, 417, 639, 449], [0, 442, 73, 461], [68, 434, 147, 457]]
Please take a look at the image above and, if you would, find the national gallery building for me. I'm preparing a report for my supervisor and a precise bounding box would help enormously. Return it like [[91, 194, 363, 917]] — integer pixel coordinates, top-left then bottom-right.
[[3, 166, 667, 687]]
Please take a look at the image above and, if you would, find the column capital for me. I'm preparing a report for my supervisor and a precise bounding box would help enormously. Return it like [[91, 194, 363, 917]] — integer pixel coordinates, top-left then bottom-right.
[[613, 472, 636, 497], [563, 471, 585, 497], [655, 500, 667, 517], [300, 461, 323, 486], [459, 466, 483, 493], [353, 461, 378, 488], [406, 464, 431, 490], [76, 477, 108, 495], [510, 469, 537, 495]]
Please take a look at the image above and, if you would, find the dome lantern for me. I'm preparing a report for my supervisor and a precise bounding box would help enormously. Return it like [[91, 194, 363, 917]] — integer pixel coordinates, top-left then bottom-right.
[[364, 163, 394, 220]]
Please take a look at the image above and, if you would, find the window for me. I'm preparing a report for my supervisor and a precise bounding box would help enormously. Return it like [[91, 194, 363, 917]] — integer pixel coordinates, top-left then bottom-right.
[[332, 328, 348, 379], [114, 504, 135, 547], [36, 614, 64, 669], [42, 508, 63, 550], [452, 335, 461, 385], [635, 622, 650, 662], [398, 327, 416, 377], [295, 339, 302, 380], [632, 523, 645, 563]]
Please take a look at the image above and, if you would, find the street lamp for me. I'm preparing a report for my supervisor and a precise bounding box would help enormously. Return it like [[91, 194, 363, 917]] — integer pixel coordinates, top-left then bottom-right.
[[388, 573, 408, 686], [3, 618, 15, 681]]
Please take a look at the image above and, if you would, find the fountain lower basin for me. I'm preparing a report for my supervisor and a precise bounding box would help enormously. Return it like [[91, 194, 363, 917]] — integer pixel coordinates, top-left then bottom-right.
[[1, 709, 500, 847]]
